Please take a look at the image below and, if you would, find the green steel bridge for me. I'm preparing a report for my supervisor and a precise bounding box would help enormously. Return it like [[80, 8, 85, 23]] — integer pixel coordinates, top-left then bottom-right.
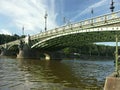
[[0, 10, 120, 59], [1, 9, 120, 90]]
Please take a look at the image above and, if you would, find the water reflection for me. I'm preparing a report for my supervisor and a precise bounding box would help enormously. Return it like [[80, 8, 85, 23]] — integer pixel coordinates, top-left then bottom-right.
[[0, 57, 114, 90]]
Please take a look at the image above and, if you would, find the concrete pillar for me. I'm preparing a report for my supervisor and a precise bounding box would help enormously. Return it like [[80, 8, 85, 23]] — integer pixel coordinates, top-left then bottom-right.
[[104, 72, 120, 90]]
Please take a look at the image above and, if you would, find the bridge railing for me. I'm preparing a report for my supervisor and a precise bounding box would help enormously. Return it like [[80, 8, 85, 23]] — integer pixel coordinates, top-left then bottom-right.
[[0, 39, 23, 48], [31, 10, 120, 42], [72, 11, 120, 28]]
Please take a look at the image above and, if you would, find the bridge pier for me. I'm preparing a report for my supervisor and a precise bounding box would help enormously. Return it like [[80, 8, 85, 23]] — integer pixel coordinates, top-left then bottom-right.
[[17, 37, 39, 59], [17, 39, 31, 58], [17, 37, 62, 60], [0, 47, 7, 56], [17, 48, 62, 60], [17, 44, 39, 59]]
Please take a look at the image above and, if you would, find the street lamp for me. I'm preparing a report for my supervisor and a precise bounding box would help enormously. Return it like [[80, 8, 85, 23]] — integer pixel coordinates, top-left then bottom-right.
[[22, 26, 24, 36], [44, 11, 48, 31], [110, 0, 119, 75], [91, 8, 94, 25], [110, 0, 115, 12], [63, 17, 71, 25], [91, 8, 94, 16]]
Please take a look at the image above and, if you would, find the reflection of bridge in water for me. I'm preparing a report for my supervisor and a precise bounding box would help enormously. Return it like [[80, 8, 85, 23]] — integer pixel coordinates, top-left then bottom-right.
[[0, 11, 120, 60]]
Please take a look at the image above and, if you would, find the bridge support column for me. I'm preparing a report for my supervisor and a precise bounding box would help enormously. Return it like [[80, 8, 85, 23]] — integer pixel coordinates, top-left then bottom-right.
[[0, 47, 7, 56], [17, 45, 39, 59], [17, 36, 38, 59], [17, 39, 39, 59]]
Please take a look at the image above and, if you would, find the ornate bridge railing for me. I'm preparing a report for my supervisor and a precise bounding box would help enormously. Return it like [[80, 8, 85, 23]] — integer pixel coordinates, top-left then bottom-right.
[[31, 11, 120, 41]]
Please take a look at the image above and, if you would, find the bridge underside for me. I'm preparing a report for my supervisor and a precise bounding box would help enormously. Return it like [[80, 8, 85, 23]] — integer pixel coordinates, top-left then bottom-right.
[[32, 30, 120, 51]]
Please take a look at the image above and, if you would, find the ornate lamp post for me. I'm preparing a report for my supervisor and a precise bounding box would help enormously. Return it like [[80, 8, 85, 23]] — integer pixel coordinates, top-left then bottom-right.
[[44, 11, 48, 31], [22, 26, 24, 35], [110, 0, 115, 12], [110, 0, 119, 75]]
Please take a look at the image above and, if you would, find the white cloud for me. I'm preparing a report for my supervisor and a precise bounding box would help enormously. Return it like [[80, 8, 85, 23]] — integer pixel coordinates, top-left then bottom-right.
[[71, 0, 107, 21], [0, 0, 58, 35], [0, 29, 12, 35]]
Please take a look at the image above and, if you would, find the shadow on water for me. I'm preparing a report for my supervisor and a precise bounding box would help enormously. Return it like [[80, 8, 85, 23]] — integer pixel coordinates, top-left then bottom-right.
[[0, 57, 114, 90]]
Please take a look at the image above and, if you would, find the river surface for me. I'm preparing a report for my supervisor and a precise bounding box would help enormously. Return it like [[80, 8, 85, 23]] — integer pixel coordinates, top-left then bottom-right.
[[0, 57, 114, 90]]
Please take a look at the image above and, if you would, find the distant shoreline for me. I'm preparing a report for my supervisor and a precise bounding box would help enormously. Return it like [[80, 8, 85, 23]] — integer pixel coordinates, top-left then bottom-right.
[[63, 54, 114, 60]]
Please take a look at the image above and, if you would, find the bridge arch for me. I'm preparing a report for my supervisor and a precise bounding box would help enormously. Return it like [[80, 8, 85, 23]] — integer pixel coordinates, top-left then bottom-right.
[[31, 27, 120, 50], [39, 53, 50, 60], [8, 44, 19, 50]]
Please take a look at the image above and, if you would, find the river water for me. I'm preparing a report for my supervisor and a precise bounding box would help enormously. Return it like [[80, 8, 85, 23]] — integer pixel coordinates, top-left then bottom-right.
[[0, 57, 114, 90]]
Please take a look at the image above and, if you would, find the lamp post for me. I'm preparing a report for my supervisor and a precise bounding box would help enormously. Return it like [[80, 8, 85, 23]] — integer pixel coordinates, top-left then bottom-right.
[[91, 8, 94, 16], [111, 0, 119, 75], [115, 35, 119, 75], [22, 26, 24, 36], [91, 8, 94, 25], [44, 11, 48, 31], [110, 0, 115, 12], [63, 17, 71, 25]]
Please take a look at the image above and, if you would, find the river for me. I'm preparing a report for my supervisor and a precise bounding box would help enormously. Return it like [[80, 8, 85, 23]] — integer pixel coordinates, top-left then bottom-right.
[[0, 57, 114, 90]]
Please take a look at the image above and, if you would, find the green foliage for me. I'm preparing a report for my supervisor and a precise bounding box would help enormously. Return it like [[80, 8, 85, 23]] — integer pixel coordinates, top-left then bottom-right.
[[63, 48, 70, 55], [0, 34, 20, 44], [62, 44, 115, 57]]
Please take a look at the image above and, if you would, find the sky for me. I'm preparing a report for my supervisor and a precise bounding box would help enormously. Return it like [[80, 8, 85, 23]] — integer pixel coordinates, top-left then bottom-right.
[[0, 0, 120, 36]]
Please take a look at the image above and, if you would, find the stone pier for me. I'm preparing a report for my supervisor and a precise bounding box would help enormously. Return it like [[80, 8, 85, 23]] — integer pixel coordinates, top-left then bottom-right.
[[17, 40, 62, 60], [17, 48, 62, 60], [17, 36, 38, 59], [17, 44, 39, 59], [0, 47, 7, 56]]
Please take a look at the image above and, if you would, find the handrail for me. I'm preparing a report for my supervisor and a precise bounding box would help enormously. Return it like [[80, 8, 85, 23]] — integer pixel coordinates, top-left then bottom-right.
[[31, 10, 120, 40]]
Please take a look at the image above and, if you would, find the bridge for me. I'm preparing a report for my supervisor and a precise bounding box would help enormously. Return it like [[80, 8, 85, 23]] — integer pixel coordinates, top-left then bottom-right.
[[1, 10, 120, 90], [0, 10, 120, 60]]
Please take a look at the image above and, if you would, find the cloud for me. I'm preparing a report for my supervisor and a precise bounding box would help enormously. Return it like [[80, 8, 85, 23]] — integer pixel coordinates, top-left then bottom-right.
[[0, 29, 12, 35], [71, 0, 107, 21], [0, 0, 58, 35]]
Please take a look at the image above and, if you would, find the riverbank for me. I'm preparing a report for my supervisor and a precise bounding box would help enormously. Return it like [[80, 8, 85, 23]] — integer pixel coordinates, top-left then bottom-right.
[[63, 54, 114, 60], [79, 55, 114, 60]]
